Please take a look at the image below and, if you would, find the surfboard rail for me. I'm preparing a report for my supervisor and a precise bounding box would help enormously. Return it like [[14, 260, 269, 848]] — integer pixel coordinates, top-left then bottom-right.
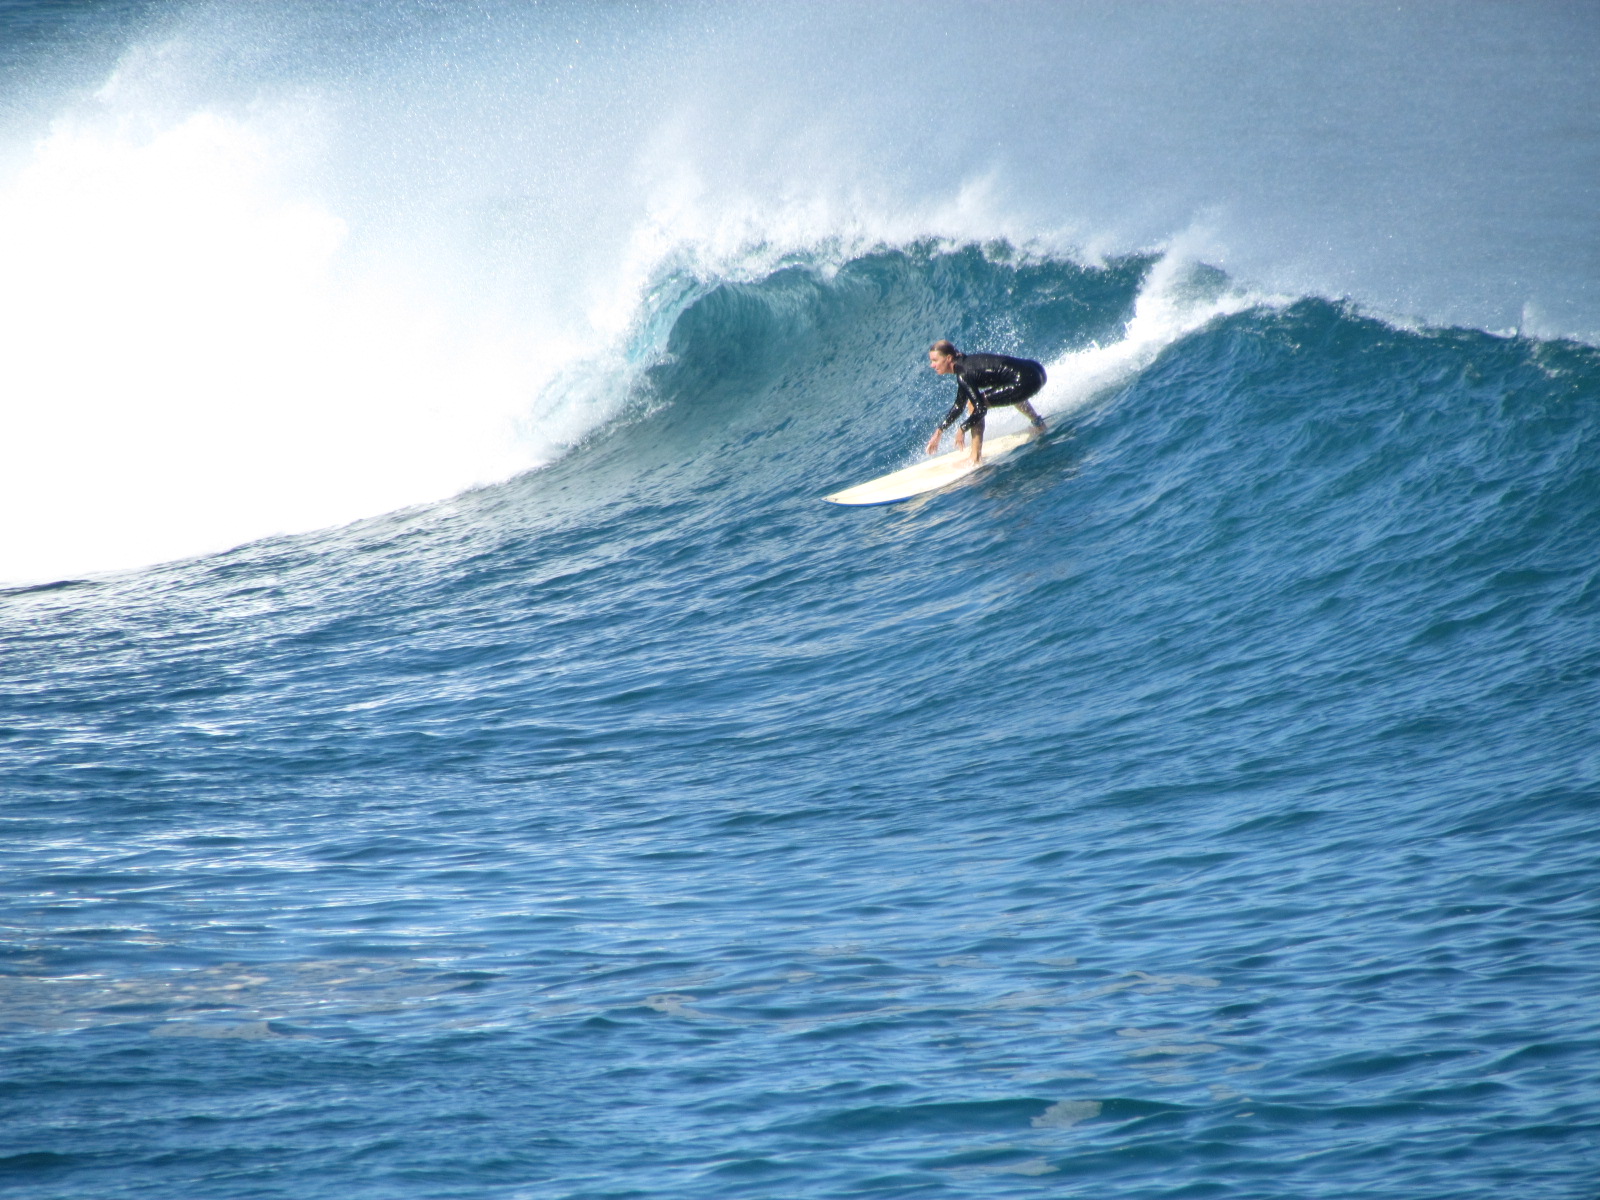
[[823, 430, 1039, 506]]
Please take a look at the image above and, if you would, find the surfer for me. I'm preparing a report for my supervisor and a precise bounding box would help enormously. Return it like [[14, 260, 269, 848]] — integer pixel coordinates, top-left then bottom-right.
[[924, 341, 1047, 465]]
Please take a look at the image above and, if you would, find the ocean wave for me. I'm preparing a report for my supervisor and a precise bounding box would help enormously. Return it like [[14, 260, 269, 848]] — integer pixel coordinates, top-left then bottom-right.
[[2, 0, 1596, 586]]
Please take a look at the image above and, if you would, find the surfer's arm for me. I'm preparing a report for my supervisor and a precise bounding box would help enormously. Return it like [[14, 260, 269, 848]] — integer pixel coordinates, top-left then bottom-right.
[[937, 396, 966, 432], [927, 381, 975, 453], [928, 377, 972, 438]]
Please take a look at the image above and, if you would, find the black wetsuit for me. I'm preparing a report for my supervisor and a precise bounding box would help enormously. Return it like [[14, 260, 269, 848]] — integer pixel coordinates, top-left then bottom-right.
[[936, 353, 1048, 436]]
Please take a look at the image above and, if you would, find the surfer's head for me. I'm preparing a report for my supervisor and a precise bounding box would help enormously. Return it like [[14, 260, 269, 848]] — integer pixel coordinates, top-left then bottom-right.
[[928, 341, 960, 374]]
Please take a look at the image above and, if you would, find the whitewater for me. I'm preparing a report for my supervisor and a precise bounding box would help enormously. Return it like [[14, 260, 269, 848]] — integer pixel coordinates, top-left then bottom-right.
[[3, 3, 1598, 1199]]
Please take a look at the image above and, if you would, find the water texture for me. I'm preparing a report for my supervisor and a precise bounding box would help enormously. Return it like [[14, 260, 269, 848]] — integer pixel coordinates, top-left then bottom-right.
[[2, 4, 1598, 1199]]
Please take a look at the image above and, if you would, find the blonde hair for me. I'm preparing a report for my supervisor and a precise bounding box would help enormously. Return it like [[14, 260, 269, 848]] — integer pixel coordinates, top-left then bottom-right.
[[929, 340, 959, 358]]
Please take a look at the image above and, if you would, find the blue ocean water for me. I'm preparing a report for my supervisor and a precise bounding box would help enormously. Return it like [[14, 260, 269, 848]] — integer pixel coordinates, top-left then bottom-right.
[[3, 4, 1599, 1199]]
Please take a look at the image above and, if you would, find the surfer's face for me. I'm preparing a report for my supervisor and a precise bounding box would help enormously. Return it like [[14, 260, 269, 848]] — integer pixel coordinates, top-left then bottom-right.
[[929, 349, 956, 374]]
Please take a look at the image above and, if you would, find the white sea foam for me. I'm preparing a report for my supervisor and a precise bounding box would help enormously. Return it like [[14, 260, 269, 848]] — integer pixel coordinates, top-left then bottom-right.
[[1037, 252, 1266, 423]]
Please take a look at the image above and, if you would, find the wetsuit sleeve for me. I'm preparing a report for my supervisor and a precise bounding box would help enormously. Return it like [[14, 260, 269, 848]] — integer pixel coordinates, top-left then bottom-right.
[[937, 378, 978, 431]]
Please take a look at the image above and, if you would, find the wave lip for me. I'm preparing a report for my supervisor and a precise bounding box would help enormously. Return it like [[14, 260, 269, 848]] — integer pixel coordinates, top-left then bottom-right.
[[1035, 255, 1265, 425]]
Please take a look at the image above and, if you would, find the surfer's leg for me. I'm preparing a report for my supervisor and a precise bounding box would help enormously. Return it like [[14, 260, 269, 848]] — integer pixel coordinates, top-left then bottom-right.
[[985, 370, 1047, 434], [966, 408, 986, 464]]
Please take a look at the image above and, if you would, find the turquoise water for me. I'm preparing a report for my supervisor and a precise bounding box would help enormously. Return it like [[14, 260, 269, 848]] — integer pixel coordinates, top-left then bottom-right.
[[3, 5, 1598, 1198]]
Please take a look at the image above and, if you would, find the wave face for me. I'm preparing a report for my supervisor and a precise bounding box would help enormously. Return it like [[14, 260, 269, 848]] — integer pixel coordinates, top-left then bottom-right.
[[4, 4, 1600, 1199], [6, 245, 1600, 1200]]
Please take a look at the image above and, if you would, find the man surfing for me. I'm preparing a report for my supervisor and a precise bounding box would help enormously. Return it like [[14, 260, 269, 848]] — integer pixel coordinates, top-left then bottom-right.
[[924, 340, 1047, 465]]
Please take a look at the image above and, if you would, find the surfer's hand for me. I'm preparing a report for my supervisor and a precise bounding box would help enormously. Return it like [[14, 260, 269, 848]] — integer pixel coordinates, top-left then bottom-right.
[[953, 431, 966, 451], [925, 431, 941, 455]]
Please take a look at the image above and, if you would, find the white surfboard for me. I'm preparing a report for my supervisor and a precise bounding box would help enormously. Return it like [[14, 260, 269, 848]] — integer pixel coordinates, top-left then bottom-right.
[[824, 430, 1039, 506]]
